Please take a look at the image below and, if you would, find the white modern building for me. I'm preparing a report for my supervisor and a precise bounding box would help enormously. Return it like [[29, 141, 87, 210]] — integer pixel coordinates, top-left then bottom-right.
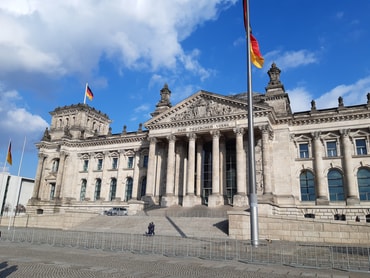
[[0, 171, 34, 216], [27, 63, 370, 221]]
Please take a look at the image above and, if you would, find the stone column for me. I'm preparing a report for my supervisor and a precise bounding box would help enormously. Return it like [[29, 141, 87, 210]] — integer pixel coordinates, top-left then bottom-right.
[[196, 138, 203, 197], [55, 151, 67, 200], [261, 126, 272, 195], [184, 133, 201, 207], [31, 153, 47, 200], [144, 137, 157, 205], [312, 132, 329, 204], [233, 128, 248, 207], [161, 135, 178, 207], [341, 129, 359, 204], [208, 130, 223, 207]]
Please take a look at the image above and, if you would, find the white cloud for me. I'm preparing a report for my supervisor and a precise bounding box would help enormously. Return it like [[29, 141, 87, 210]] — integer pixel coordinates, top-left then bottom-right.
[[264, 49, 318, 70], [286, 87, 313, 112], [0, 0, 237, 83], [315, 76, 370, 109], [0, 88, 48, 148]]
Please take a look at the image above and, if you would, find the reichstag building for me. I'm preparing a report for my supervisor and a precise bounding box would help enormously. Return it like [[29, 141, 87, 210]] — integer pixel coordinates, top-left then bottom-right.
[[28, 63, 370, 221]]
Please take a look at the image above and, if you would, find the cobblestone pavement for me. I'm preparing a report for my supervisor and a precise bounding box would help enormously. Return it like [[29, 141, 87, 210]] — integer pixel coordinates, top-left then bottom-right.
[[0, 242, 368, 278]]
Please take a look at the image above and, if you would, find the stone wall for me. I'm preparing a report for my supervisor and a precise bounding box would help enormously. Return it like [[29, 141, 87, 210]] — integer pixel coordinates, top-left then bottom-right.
[[228, 210, 370, 245]]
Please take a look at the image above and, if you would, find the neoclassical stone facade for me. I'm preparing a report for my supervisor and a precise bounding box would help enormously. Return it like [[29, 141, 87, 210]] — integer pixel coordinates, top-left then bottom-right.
[[28, 63, 370, 221]]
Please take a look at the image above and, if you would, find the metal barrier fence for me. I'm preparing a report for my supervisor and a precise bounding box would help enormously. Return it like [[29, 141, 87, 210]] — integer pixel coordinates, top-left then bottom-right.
[[1, 228, 369, 273]]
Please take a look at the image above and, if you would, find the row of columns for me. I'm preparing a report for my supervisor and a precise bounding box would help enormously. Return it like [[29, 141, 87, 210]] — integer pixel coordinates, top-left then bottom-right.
[[144, 126, 273, 208]]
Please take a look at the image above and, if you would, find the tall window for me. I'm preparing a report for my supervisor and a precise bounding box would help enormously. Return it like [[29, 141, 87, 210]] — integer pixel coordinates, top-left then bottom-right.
[[80, 179, 87, 201], [358, 168, 370, 201], [112, 157, 118, 169], [109, 178, 117, 201], [326, 141, 337, 157], [299, 143, 309, 158], [127, 157, 134, 168], [97, 159, 103, 171], [356, 139, 367, 155], [300, 170, 316, 201], [50, 183, 56, 200], [94, 179, 101, 200], [140, 176, 147, 197], [328, 169, 344, 201], [83, 160, 89, 171], [143, 155, 148, 168], [52, 159, 59, 172], [125, 177, 133, 201]]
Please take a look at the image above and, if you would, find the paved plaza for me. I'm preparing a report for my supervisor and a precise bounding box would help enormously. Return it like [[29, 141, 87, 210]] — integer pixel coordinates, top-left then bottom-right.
[[0, 241, 369, 278]]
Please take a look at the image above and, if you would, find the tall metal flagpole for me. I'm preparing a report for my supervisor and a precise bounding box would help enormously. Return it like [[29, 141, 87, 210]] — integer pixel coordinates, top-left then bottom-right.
[[10, 136, 26, 229], [0, 139, 11, 220], [244, 0, 259, 247]]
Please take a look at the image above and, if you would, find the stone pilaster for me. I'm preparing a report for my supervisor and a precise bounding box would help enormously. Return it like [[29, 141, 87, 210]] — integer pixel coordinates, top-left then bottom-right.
[[143, 137, 157, 205], [312, 132, 329, 204], [55, 151, 67, 200], [341, 129, 360, 204], [31, 153, 47, 200]]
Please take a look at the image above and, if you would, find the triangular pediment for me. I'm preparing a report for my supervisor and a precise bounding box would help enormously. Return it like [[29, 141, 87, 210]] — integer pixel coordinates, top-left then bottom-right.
[[145, 90, 271, 129]]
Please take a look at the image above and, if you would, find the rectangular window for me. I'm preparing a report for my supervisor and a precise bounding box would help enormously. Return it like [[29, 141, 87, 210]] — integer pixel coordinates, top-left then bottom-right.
[[83, 160, 89, 171], [299, 143, 309, 158], [143, 155, 148, 168], [127, 157, 134, 168], [50, 183, 56, 200], [97, 159, 103, 171], [326, 141, 337, 157], [112, 157, 118, 169], [356, 139, 367, 155]]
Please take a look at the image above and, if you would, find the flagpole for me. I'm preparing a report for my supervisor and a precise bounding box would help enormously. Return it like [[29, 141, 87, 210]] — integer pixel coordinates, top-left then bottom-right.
[[0, 139, 11, 220], [83, 83, 87, 104], [244, 0, 259, 247], [10, 136, 26, 229]]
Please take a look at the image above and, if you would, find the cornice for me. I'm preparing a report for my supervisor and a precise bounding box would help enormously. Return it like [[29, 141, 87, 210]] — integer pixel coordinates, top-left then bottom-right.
[[37, 132, 149, 149], [277, 110, 370, 126]]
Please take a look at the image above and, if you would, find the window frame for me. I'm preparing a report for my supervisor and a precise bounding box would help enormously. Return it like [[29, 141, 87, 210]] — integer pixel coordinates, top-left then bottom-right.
[[355, 138, 367, 155], [299, 143, 309, 158], [326, 141, 337, 157]]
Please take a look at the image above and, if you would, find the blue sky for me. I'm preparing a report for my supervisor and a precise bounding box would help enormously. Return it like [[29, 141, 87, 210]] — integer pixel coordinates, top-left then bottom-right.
[[1, 0, 370, 179]]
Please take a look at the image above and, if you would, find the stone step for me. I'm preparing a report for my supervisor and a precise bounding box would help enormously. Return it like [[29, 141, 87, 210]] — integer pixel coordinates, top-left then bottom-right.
[[72, 215, 229, 238]]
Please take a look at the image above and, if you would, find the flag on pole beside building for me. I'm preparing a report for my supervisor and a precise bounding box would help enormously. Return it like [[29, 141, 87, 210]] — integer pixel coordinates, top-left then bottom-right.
[[6, 141, 12, 166], [249, 33, 264, 68], [85, 85, 94, 101], [243, 0, 264, 69]]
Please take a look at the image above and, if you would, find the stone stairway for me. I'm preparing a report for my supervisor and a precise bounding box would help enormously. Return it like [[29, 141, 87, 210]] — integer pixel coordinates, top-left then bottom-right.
[[71, 206, 235, 238]]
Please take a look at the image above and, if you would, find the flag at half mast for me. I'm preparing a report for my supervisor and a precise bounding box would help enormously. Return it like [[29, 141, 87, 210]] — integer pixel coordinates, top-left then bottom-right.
[[6, 141, 12, 166], [85, 84, 94, 101], [243, 0, 264, 68]]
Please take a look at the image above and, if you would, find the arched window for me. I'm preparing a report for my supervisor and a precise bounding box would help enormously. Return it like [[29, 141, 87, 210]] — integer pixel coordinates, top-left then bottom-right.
[[80, 179, 87, 201], [140, 176, 147, 197], [328, 169, 344, 201], [94, 179, 101, 201], [358, 167, 370, 201], [109, 178, 117, 201], [125, 177, 133, 201], [300, 170, 315, 201], [52, 159, 59, 172]]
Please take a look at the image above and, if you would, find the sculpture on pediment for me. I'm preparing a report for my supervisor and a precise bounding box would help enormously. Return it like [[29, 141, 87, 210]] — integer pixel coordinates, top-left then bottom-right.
[[170, 98, 238, 121]]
